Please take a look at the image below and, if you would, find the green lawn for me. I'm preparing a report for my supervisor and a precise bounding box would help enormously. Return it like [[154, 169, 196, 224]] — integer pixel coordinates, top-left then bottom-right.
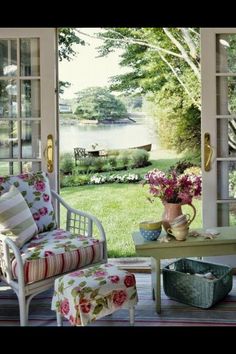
[[60, 183, 202, 258]]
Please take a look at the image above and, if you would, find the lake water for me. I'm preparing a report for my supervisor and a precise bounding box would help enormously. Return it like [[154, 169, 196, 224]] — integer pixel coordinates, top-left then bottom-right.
[[60, 113, 159, 154]]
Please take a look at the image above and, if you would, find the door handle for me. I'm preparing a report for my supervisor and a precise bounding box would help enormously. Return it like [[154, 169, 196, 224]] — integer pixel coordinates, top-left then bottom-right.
[[44, 134, 54, 173], [204, 132, 213, 172]]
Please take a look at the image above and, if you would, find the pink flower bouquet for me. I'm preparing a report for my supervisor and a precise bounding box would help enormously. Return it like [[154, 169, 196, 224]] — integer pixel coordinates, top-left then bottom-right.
[[144, 168, 202, 205]]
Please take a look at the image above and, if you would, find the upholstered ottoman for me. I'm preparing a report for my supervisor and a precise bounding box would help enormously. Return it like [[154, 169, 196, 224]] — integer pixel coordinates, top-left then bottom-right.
[[51, 263, 138, 326]]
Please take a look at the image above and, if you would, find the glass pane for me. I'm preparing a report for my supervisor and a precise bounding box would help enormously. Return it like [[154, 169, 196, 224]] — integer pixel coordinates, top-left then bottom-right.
[[0, 120, 18, 158], [216, 34, 236, 73], [20, 79, 40, 117], [20, 38, 40, 76], [217, 161, 236, 199], [0, 39, 17, 76], [21, 161, 41, 173], [217, 118, 236, 157], [217, 203, 236, 226], [0, 80, 17, 118], [21, 120, 41, 158], [216, 77, 236, 115], [0, 161, 19, 175]]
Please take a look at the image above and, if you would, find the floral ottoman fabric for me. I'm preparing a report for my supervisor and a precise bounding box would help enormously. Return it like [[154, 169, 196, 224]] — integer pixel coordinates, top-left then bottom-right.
[[51, 263, 138, 326], [0, 171, 57, 233], [11, 228, 105, 284]]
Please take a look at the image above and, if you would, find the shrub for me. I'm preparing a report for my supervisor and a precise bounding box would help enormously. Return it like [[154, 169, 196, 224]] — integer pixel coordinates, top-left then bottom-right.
[[77, 156, 97, 174], [60, 153, 74, 175], [168, 159, 195, 175], [108, 156, 118, 168], [131, 149, 150, 168], [107, 149, 120, 156], [93, 157, 106, 172], [119, 150, 131, 167], [182, 150, 201, 166], [60, 174, 90, 187]]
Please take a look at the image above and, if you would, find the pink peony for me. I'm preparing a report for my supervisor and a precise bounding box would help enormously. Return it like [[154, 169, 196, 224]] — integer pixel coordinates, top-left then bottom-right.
[[33, 212, 41, 221], [60, 298, 70, 316], [39, 207, 48, 215], [124, 274, 136, 288], [34, 180, 46, 192], [43, 193, 50, 202], [108, 275, 120, 283], [112, 290, 127, 307], [79, 299, 91, 313]]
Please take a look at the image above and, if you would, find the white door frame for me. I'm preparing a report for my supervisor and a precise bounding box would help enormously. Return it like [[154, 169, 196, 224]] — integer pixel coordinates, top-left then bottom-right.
[[201, 28, 236, 266], [0, 28, 59, 191]]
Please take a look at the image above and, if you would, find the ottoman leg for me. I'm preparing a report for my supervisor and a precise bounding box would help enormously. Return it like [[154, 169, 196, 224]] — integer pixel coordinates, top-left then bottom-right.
[[56, 312, 63, 326], [129, 307, 135, 326]]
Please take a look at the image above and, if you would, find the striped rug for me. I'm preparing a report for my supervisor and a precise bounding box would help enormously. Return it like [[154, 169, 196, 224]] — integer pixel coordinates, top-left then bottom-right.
[[0, 274, 236, 326]]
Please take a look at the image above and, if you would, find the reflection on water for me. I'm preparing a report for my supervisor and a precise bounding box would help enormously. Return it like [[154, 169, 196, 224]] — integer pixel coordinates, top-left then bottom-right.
[[60, 114, 158, 153]]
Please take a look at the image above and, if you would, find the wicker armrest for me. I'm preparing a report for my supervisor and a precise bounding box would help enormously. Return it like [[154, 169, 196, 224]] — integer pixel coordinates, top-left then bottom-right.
[[51, 190, 107, 258], [0, 234, 25, 285]]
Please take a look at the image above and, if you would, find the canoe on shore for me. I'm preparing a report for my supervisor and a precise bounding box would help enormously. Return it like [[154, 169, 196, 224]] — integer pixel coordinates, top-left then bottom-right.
[[129, 143, 152, 152]]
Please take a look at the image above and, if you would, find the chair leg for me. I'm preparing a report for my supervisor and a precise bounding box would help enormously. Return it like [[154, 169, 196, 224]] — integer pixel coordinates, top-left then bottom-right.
[[129, 307, 135, 326], [56, 312, 63, 326], [18, 294, 27, 326]]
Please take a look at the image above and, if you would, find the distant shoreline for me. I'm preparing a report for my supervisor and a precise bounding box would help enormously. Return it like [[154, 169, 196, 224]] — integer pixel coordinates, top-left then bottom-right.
[[60, 117, 138, 126]]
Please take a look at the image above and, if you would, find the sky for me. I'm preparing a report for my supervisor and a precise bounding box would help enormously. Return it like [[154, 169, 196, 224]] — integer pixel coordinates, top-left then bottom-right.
[[59, 28, 130, 99]]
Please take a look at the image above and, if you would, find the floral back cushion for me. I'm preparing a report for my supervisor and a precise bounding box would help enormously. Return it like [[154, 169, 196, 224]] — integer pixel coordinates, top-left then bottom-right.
[[0, 171, 57, 233]]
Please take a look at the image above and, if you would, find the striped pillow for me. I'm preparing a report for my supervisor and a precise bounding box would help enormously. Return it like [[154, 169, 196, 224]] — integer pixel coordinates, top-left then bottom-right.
[[0, 185, 38, 248]]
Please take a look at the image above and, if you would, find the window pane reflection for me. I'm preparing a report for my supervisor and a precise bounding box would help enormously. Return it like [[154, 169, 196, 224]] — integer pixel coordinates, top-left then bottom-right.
[[20, 79, 40, 117], [216, 77, 236, 115], [21, 120, 41, 158], [0, 39, 17, 76], [216, 34, 236, 73], [217, 118, 236, 157], [217, 161, 236, 199], [217, 203, 236, 226], [21, 161, 41, 173], [0, 120, 18, 158], [0, 161, 19, 175], [0, 80, 17, 118], [20, 38, 40, 76]]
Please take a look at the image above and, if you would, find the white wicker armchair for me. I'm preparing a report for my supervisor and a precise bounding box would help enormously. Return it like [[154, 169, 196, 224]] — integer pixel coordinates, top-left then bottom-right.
[[0, 178, 107, 326]]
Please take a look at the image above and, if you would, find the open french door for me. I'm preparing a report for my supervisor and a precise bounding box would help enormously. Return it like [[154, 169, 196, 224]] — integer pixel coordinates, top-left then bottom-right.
[[0, 28, 59, 191], [201, 28, 236, 266]]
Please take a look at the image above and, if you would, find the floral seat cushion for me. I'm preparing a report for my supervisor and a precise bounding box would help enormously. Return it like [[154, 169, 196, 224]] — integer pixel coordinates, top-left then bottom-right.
[[11, 229, 105, 284], [0, 171, 57, 233], [51, 263, 138, 326]]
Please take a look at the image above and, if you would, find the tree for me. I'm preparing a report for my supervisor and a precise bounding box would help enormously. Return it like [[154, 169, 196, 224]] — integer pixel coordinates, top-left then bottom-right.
[[96, 28, 200, 106], [119, 95, 143, 112], [58, 28, 85, 62], [58, 28, 85, 97], [89, 28, 201, 154], [75, 87, 128, 121], [59, 81, 71, 95]]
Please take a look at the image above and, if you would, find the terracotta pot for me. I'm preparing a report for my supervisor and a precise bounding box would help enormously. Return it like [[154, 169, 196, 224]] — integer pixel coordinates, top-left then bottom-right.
[[162, 202, 196, 233]]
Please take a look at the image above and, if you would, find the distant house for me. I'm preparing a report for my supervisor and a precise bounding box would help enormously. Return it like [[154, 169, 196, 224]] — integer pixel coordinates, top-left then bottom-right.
[[59, 103, 72, 113]]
